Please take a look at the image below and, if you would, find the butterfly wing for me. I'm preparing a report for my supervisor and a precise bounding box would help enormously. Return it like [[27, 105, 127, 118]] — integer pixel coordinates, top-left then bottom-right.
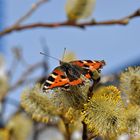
[[69, 60, 105, 81], [70, 60, 105, 72], [42, 65, 83, 91], [42, 60, 105, 91], [42, 66, 69, 91], [70, 60, 105, 97]]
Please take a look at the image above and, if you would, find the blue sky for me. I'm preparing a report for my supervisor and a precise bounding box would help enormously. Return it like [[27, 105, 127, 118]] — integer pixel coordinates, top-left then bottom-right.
[[0, 0, 4, 51], [1, 0, 140, 119], [3, 0, 140, 75], [3, 1, 140, 72]]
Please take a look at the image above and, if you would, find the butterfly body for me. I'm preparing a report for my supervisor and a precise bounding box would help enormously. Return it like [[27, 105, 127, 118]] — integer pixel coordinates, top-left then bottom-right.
[[42, 60, 105, 92]]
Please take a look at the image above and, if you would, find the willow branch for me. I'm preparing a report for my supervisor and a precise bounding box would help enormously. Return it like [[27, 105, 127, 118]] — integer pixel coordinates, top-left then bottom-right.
[[0, 9, 140, 36], [14, 0, 49, 26], [8, 61, 45, 91], [82, 121, 88, 140]]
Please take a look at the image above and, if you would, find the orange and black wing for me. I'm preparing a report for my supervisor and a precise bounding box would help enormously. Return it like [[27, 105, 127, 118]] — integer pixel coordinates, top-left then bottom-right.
[[42, 66, 83, 91], [70, 60, 105, 72], [42, 67, 69, 91], [70, 60, 105, 79]]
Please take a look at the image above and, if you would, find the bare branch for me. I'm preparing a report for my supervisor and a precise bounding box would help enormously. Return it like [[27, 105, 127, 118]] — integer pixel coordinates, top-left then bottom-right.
[[82, 121, 88, 140], [8, 61, 45, 91], [14, 0, 49, 26], [0, 9, 140, 36]]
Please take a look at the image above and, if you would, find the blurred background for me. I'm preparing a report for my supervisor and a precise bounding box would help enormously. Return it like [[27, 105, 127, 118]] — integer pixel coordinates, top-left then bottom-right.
[[3, 0, 140, 72], [0, 0, 140, 140]]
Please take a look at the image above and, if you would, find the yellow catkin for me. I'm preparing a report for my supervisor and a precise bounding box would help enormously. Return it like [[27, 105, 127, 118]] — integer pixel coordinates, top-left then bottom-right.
[[82, 86, 126, 137], [0, 78, 8, 102], [52, 76, 91, 110], [120, 66, 140, 105], [125, 104, 140, 134], [0, 54, 8, 101], [65, 0, 96, 21], [21, 82, 91, 123], [0, 129, 9, 140], [21, 85, 61, 123], [6, 112, 33, 140]]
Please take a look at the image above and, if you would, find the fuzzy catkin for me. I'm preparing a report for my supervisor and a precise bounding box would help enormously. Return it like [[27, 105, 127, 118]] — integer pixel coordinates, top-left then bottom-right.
[[21, 79, 91, 123], [120, 67, 140, 105], [82, 86, 126, 137], [65, 0, 96, 21]]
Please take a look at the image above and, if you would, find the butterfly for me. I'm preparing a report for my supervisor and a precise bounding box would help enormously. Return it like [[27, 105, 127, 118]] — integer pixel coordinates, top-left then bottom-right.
[[42, 60, 105, 92]]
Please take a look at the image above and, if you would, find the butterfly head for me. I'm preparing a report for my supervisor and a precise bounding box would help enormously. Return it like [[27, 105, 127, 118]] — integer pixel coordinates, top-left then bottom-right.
[[100, 60, 106, 68], [92, 60, 106, 72], [101, 60, 106, 66]]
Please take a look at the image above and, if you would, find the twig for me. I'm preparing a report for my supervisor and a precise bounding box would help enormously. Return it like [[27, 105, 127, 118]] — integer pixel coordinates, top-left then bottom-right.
[[87, 134, 97, 140], [7, 53, 19, 81], [0, 9, 140, 36], [9, 61, 45, 91], [7, 47, 28, 81], [82, 122, 97, 140], [59, 115, 71, 140], [64, 123, 71, 140], [14, 0, 49, 26], [33, 122, 42, 140], [82, 121, 88, 140]]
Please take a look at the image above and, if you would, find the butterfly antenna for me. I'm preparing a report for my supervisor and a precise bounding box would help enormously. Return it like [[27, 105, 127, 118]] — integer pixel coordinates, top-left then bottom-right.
[[40, 52, 60, 62], [62, 48, 66, 61]]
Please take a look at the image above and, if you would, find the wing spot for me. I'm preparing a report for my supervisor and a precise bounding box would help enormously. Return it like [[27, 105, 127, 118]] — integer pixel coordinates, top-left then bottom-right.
[[83, 64, 89, 67], [51, 74, 57, 78], [43, 85, 48, 88], [48, 76, 55, 82], [44, 82, 51, 87], [62, 79, 67, 81], [46, 80, 53, 84], [92, 61, 96, 63], [60, 75, 66, 79], [83, 61, 87, 64], [52, 72, 58, 76], [86, 60, 93, 63], [79, 60, 84, 63]]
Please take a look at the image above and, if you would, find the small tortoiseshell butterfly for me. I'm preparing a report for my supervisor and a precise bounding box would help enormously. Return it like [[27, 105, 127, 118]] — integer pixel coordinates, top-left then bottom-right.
[[42, 58, 105, 92]]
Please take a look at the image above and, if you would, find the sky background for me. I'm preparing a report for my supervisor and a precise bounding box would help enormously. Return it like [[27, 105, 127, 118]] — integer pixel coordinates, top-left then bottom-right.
[[0, 0, 4, 51], [1, 0, 140, 118], [3, 0, 140, 74]]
